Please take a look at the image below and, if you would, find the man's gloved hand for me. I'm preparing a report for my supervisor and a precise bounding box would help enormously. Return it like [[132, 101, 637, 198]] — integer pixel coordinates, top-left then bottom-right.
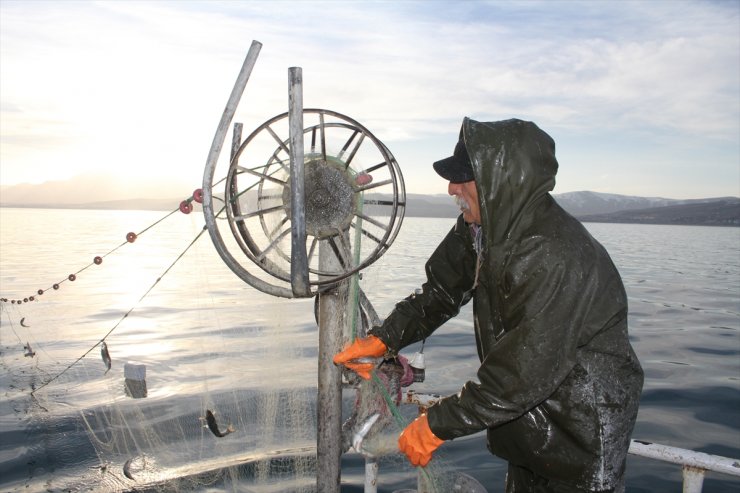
[[332, 335, 387, 379], [398, 413, 444, 467]]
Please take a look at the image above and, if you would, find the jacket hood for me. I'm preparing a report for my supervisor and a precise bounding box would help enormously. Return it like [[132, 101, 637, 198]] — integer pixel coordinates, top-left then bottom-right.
[[462, 118, 558, 246]]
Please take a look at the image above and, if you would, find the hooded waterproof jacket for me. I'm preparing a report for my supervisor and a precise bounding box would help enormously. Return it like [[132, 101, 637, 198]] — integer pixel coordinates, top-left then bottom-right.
[[369, 118, 643, 491]]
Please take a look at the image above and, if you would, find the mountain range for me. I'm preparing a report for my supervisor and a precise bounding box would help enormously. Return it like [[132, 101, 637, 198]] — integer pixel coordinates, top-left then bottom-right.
[[1, 176, 738, 227], [404, 192, 739, 227]]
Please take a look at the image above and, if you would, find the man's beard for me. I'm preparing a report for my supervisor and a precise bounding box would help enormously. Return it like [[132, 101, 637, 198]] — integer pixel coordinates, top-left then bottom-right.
[[454, 195, 470, 213]]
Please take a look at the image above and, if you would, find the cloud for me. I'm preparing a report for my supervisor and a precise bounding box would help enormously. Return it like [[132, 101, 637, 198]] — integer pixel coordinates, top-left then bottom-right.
[[0, 0, 737, 199]]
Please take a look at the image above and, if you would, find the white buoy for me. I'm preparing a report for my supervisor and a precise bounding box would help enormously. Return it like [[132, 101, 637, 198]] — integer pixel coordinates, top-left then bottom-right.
[[124, 362, 147, 398]]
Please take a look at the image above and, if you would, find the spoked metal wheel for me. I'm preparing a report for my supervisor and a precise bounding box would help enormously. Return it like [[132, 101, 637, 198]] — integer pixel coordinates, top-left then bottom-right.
[[203, 109, 405, 298]]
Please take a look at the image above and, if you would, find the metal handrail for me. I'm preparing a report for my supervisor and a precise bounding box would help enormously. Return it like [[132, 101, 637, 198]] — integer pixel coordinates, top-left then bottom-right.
[[628, 440, 740, 493], [402, 390, 740, 493]]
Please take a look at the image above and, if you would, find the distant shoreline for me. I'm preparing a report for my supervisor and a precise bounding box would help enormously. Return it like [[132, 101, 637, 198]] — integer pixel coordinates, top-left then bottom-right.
[[2, 200, 738, 227]]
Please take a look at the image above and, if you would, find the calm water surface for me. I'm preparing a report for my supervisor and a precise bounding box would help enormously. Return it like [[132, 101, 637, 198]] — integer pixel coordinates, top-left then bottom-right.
[[0, 208, 738, 492]]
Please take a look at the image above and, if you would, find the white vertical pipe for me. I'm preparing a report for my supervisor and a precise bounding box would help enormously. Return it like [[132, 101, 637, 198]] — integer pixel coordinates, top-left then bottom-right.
[[682, 466, 706, 493], [365, 456, 379, 493]]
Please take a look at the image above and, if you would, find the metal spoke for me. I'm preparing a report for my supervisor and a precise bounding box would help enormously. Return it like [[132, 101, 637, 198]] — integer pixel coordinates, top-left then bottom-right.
[[343, 132, 366, 169], [364, 161, 389, 174], [327, 235, 350, 270], [236, 165, 287, 186], [269, 215, 290, 238], [256, 227, 291, 262], [265, 125, 291, 155], [335, 230, 354, 268], [355, 178, 393, 193], [268, 151, 290, 174], [363, 199, 404, 207], [232, 178, 268, 205], [355, 211, 388, 230], [349, 221, 385, 247], [234, 204, 284, 221], [337, 130, 359, 161], [258, 193, 283, 201]]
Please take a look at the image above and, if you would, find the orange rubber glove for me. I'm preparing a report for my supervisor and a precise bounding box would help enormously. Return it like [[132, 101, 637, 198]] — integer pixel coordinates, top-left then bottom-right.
[[398, 414, 444, 467], [332, 335, 387, 379]]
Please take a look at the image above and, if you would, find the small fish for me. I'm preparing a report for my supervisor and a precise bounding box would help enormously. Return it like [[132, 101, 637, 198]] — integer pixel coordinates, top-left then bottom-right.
[[204, 409, 235, 437], [352, 412, 380, 453], [350, 357, 379, 365], [24, 342, 35, 358], [123, 458, 134, 480], [20, 317, 29, 327], [343, 356, 381, 382], [101, 342, 111, 374], [123, 455, 146, 480]]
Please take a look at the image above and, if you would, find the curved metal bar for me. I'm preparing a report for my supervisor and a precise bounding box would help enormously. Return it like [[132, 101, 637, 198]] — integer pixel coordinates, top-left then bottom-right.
[[202, 41, 295, 298]]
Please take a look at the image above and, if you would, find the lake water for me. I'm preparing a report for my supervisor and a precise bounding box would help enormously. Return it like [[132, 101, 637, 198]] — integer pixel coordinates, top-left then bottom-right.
[[0, 207, 738, 492]]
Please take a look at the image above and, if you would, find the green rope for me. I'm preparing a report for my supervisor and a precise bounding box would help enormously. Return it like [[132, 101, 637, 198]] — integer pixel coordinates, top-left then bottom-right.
[[370, 371, 406, 427], [370, 370, 440, 492], [348, 191, 364, 342]]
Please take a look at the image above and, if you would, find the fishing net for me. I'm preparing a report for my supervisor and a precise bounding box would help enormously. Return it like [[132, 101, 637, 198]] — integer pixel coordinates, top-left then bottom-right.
[[0, 200, 472, 492]]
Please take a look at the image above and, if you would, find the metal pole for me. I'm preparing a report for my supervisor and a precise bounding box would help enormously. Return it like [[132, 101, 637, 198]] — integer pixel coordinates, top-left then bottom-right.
[[288, 67, 310, 297], [365, 456, 379, 493], [317, 247, 347, 493], [682, 466, 705, 493]]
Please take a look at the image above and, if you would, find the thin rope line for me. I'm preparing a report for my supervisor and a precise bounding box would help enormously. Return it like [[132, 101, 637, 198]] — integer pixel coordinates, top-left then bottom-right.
[[31, 226, 208, 395], [3, 202, 191, 302]]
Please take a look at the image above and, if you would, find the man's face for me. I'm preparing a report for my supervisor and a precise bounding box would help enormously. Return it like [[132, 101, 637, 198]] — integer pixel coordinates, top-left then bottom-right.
[[448, 180, 481, 225]]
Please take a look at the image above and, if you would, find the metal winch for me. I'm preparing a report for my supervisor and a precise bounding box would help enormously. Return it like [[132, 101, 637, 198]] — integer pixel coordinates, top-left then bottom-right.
[[200, 41, 405, 493]]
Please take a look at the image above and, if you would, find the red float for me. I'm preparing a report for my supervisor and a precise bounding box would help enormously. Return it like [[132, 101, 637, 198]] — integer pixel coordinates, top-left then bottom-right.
[[180, 200, 193, 214], [68, 274, 76, 281], [193, 188, 204, 204], [126, 232, 137, 243], [53, 284, 60, 290], [37, 290, 43, 295], [94, 256, 103, 265]]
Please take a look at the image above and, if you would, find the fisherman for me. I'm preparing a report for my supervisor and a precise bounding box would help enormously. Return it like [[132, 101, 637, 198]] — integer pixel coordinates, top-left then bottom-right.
[[334, 118, 644, 492]]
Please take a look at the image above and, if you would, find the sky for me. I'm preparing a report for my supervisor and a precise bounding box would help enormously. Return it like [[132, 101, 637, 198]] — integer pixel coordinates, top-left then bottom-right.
[[0, 0, 738, 200]]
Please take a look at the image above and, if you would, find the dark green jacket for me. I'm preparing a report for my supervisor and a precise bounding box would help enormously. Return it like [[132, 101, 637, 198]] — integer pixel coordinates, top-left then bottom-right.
[[370, 118, 643, 490]]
